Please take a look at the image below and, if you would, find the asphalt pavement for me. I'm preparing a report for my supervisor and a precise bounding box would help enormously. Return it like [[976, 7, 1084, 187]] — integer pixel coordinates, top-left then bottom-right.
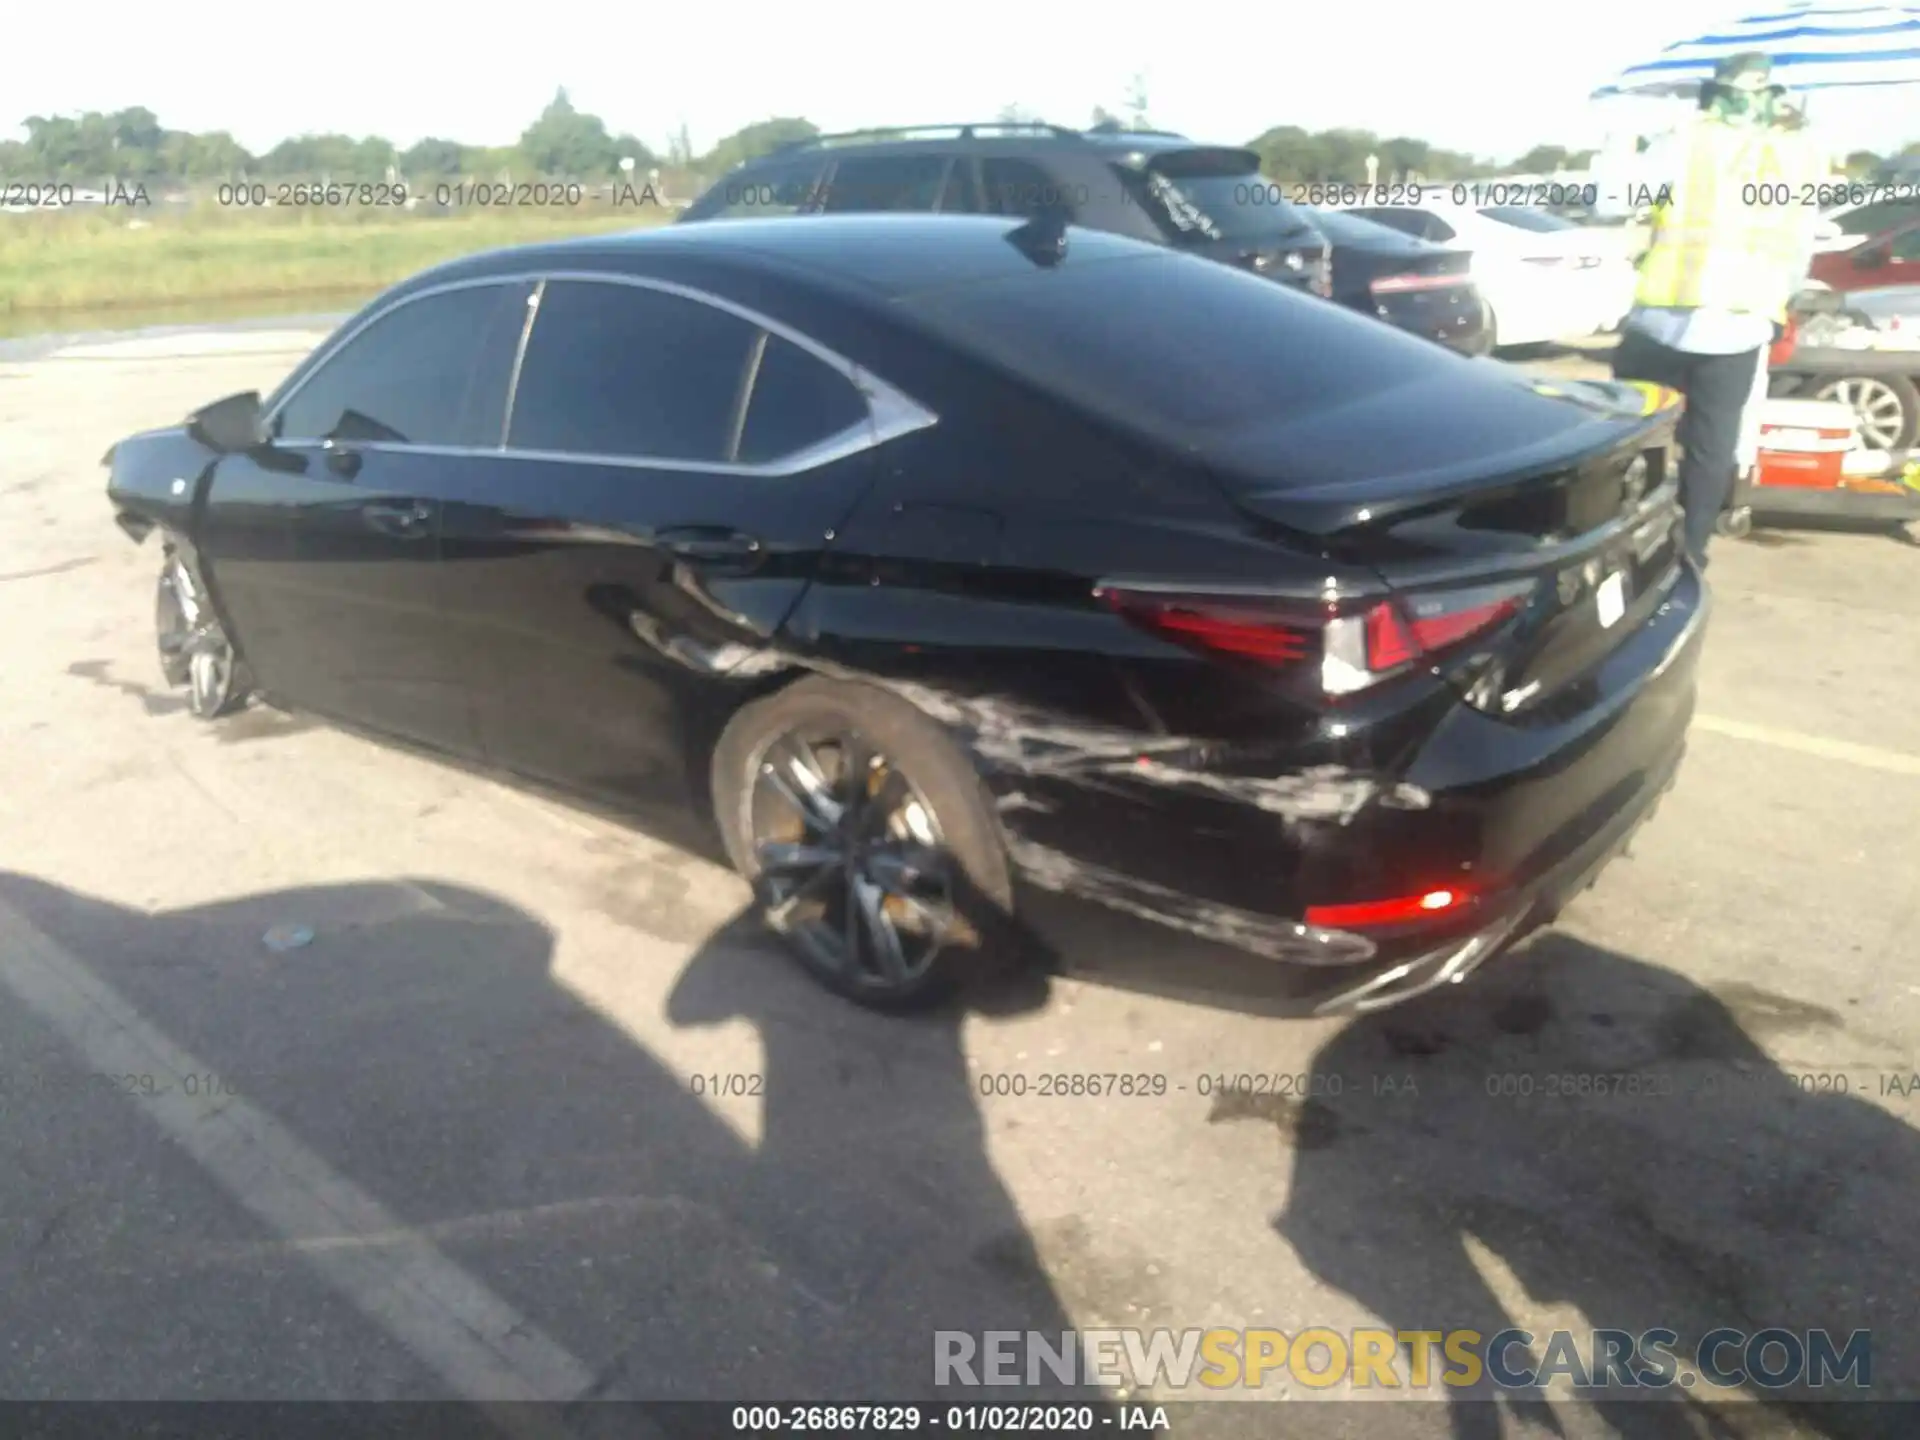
[[1, 325, 1917, 1438]]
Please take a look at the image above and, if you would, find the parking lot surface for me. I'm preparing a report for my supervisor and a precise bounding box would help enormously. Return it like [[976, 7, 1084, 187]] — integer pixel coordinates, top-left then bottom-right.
[[2, 327, 1918, 1438]]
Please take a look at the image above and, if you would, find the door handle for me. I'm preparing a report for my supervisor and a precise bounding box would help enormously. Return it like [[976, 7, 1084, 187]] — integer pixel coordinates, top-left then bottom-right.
[[363, 502, 434, 539], [657, 527, 763, 564]]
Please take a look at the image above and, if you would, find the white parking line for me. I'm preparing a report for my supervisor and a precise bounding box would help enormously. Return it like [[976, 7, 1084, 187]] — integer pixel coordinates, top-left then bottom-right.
[[0, 898, 654, 1436], [1695, 714, 1920, 779]]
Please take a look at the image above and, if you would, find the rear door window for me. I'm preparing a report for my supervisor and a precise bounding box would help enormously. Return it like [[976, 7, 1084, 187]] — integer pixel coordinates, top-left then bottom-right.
[[508, 279, 757, 461], [938, 158, 981, 214], [736, 335, 870, 464], [981, 157, 1079, 219], [820, 155, 949, 213]]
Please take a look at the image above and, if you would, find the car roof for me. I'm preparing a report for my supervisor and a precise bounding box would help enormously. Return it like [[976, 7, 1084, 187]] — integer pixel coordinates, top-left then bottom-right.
[[414, 213, 1171, 303], [741, 126, 1234, 169]]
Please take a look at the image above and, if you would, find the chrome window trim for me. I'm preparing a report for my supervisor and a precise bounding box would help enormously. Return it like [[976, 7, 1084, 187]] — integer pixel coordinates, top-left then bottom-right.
[[264, 267, 939, 475], [498, 280, 545, 447], [264, 275, 532, 440]]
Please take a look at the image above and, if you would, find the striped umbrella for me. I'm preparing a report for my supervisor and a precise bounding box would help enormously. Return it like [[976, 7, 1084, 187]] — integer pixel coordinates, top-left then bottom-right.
[[1593, 1, 1920, 97]]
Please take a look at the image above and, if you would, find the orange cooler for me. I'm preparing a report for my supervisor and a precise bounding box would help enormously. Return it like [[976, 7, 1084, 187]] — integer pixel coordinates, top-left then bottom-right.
[[1753, 398, 1855, 490]]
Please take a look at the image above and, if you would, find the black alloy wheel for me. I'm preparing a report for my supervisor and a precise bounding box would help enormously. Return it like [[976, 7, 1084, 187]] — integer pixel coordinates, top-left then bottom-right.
[[157, 553, 251, 719], [712, 678, 1018, 1010], [748, 727, 958, 995]]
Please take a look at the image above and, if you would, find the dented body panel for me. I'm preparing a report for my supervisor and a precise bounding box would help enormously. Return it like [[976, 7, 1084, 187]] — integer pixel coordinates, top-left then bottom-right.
[[101, 216, 1704, 1010]]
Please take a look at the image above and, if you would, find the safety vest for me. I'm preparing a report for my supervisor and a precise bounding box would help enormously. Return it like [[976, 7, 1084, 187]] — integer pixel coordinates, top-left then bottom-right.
[[1635, 118, 1814, 324]]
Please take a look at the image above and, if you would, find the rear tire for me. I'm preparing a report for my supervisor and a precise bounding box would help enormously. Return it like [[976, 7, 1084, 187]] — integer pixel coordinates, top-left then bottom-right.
[[1810, 373, 1920, 453], [711, 677, 1018, 1011]]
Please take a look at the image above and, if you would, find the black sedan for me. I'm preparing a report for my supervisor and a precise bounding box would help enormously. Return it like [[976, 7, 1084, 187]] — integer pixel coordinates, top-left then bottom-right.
[[106, 215, 1700, 1016], [1308, 206, 1490, 355]]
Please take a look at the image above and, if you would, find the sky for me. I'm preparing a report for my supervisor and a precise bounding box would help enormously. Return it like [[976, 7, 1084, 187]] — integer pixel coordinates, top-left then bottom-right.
[[8, 0, 1918, 162]]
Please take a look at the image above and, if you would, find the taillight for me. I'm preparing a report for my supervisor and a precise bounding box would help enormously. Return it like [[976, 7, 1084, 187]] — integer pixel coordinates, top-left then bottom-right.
[[1095, 579, 1530, 698], [1306, 888, 1474, 928], [1369, 271, 1471, 296]]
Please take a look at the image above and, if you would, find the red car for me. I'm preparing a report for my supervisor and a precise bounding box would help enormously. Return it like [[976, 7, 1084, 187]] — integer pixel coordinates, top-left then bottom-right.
[[1807, 213, 1920, 293]]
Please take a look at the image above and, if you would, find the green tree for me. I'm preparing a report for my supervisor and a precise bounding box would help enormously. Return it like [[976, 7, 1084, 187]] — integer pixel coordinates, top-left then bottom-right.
[[612, 132, 659, 171], [401, 137, 468, 177], [702, 118, 815, 174], [517, 87, 619, 177]]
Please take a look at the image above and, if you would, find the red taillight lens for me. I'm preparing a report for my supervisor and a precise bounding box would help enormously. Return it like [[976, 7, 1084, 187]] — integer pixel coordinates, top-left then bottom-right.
[[1369, 271, 1471, 295], [1094, 590, 1316, 664], [1095, 580, 1528, 696], [1306, 888, 1473, 928]]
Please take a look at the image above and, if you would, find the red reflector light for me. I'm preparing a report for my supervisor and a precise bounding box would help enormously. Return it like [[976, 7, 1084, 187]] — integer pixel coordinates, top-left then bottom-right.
[[1369, 271, 1471, 295], [1306, 889, 1471, 928]]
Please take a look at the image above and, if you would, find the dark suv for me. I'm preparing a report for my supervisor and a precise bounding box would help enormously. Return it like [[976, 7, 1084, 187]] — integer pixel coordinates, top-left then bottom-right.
[[679, 122, 1333, 297]]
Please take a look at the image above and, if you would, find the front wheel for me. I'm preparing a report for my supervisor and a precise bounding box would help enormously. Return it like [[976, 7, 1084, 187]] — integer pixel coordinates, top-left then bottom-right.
[[157, 553, 251, 720], [1716, 505, 1755, 540], [711, 678, 1018, 1011]]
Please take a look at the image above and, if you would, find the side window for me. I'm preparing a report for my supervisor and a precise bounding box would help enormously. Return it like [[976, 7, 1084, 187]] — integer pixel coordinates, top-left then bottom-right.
[[982, 158, 1076, 219], [693, 159, 827, 220], [274, 284, 527, 446], [508, 280, 756, 462], [1891, 224, 1920, 260], [938, 159, 980, 214], [1420, 212, 1458, 243], [820, 155, 950, 214], [737, 335, 870, 464]]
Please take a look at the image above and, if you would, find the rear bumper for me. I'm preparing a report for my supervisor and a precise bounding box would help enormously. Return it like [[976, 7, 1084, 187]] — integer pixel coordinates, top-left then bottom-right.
[[1310, 726, 1686, 1015], [996, 568, 1708, 1014]]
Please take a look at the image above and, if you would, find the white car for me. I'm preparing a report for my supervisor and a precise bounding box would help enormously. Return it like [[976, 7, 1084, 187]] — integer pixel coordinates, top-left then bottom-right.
[[1341, 201, 1638, 350]]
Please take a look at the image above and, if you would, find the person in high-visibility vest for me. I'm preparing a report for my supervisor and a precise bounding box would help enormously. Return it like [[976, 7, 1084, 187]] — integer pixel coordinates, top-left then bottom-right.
[[1612, 51, 1823, 569]]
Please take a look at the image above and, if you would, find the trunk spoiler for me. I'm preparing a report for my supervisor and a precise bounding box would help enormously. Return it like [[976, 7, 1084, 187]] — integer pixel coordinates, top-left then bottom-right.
[[1219, 410, 1675, 541]]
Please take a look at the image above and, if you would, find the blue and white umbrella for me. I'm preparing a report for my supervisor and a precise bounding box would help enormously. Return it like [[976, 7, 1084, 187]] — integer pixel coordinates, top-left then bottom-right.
[[1593, 1, 1920, 97]]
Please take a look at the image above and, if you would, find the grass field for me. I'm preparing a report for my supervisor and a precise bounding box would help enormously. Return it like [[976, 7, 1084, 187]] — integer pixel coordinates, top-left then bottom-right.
[[0, 202, 673, 315]]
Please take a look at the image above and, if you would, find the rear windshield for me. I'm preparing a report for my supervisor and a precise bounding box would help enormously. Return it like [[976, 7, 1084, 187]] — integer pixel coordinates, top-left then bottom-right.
[[1307, 206, 1436, 251], [1117, 150, 1314, 244], [902, 251, 1444, 442], [1479, 206, 1577, 233]]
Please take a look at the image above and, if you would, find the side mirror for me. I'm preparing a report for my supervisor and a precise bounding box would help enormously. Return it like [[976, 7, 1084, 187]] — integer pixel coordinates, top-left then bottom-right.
[[187, 390, 266, 454], [1854, 244, 1890, 270]]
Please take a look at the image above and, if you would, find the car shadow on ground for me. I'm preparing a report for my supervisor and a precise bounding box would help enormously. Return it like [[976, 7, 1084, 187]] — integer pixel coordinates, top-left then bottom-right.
[[1271, 928, 1920, 1439], [0, 870, 1111, 1411]]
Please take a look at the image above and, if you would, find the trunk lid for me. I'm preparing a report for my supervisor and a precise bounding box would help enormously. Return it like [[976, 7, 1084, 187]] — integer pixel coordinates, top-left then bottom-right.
[[1205, 373, 1685, 714]]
